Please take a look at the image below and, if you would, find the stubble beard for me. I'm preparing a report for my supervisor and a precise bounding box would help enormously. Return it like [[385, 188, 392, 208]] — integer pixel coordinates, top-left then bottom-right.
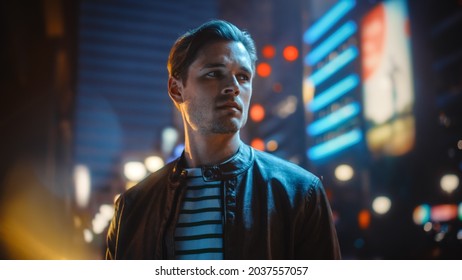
[[193, 111, 247, 135], [201, 113, 242, 134]]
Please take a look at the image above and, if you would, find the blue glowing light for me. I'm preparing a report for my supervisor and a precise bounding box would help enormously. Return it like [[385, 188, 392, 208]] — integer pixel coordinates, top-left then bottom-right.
[[306, 46, 358, 87], [305, 21, 357, 66], [307, 128, 362, 161], [307, 102, 361, 136], [413, 204, 431, 225], [303, 0, 357, 45], [459, 202, 462, 221], [309, 74, 359, 112]]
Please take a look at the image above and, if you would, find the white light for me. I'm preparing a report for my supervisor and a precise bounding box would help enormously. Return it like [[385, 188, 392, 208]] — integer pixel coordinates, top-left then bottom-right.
[[145, 156, 164, 173], [73, 164, 91, 208], [440, 174, 459, 194], [161, 127, 179, 155], [92, 212, 111, 235], [372, 196, 392, 215], [275, 95, 297, 119], [435, 232, 445, 242], [423, 222, 432, 232], [457, 229, 462, 240], [99, 204, 115, 221], [83, 229, 93, 243], [335, 164, 354, 181], [123, 161, 147, 181], [457, 140, 462, 150]]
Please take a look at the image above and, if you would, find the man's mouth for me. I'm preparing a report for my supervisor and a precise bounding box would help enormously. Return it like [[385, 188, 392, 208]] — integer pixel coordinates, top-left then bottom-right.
[[217, 101, 242, 112]]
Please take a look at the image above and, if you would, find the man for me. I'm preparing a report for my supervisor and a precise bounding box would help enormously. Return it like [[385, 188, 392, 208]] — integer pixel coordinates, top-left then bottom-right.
[[106, 19, 341, 260]]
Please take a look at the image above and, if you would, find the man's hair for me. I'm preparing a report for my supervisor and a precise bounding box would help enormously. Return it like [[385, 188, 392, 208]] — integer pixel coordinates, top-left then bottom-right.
[[167, 19, 257, 84]]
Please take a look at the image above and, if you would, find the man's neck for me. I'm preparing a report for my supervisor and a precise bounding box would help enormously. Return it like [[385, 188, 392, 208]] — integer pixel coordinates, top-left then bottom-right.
[[183, 133, 241, 168]]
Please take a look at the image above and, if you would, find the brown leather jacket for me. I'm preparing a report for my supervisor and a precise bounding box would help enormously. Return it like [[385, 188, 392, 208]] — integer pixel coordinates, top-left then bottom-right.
[[106, 143, 341, 259]]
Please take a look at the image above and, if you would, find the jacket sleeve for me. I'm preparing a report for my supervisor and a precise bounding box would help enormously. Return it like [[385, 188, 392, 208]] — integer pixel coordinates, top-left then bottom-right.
[[105, 195, 124, 260], [296, 177, 341, 259]]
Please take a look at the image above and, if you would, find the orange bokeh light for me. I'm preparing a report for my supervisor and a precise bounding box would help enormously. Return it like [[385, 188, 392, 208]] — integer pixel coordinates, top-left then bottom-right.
[[251, 138, 265, 151], [272, 83, 283, 93], [250, 104, 265, 122], [257, 62, 271, 77], [262, 45, 276, 59], [358, 209, 371, 230], [283, 46, 299, 61]]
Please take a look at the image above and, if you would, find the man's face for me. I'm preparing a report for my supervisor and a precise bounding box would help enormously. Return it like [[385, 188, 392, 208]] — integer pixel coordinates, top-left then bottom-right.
[[171, 40, 254, 135]]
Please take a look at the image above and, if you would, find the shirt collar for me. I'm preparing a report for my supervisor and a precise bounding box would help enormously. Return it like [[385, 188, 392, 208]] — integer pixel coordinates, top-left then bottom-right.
[[170, 142, 254, 182]]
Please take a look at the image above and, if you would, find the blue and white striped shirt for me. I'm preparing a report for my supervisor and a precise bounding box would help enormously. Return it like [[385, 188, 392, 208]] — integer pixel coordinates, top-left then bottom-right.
[[174, 168, 223, 260]]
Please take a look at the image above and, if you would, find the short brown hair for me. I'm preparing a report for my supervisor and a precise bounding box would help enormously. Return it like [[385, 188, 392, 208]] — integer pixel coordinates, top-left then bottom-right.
[[167, 19, 257, 84]]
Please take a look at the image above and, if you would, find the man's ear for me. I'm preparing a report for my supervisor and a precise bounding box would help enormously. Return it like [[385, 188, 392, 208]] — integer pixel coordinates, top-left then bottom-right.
[[168, 76, 184, 106]]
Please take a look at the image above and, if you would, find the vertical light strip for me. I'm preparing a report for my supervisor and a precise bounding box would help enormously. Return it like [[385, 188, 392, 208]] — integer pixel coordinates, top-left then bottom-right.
[[309, 74, 359, 112], [307, 102, 361, 136], [306, 46, 358, 87], [303, 0, 356, 45], [307, 128, 362, 160], [306, 21, 357, 66]]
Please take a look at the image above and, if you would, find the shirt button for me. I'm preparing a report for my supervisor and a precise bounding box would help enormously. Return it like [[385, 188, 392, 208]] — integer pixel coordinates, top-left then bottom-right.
[[226, 196, 235, 204], [227, 212, 235, 221], [204, 169, 213, 179]]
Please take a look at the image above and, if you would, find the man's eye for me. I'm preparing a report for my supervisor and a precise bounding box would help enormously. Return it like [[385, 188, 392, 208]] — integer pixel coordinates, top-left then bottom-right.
[[237, 74, 250, 81], [206, 71, 220, 77]]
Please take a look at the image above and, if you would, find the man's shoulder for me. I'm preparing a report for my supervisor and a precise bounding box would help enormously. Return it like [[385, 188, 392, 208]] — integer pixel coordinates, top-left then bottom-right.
[[252, 148, 320, 183], [121, 158, 177, 201]]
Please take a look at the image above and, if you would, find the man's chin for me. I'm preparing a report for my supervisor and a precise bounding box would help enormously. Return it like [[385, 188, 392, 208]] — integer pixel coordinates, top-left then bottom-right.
[[210, 121, 242, 134]]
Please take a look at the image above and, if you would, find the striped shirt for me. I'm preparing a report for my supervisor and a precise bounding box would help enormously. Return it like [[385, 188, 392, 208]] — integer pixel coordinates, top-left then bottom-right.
[[174, 168, 224, 260]]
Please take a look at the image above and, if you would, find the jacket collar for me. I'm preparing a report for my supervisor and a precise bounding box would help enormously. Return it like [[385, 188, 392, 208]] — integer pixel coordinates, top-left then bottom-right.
[[170, 142, 254, 182]]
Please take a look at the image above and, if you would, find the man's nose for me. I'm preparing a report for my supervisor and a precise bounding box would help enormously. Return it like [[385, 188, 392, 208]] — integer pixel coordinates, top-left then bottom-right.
[[222, 75, 240, 95]]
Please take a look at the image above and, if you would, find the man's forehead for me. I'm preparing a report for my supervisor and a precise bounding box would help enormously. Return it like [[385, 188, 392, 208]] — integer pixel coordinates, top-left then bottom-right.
[[193, 41, 252, 68]]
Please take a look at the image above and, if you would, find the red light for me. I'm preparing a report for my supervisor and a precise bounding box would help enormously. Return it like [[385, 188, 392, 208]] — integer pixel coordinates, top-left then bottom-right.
[[358, 209, 371, 229], [262, 45, 276, 59], [283, 46, 299, 61], [272, 83, 283, 93], [250, 104, 265, 122], [251, 138, 265, 151], [431, 204, 457, 222], [257, 62, 271, 77]]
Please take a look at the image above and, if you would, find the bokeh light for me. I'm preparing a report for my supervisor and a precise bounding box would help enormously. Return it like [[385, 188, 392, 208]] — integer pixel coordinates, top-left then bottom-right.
[[431, 204, 458, 222], [250, 104, 266, 122], [459, 202, 462, 221], [144, 156, 164, 173], [413, 204, 431, 225], [251, 138, 265, 151], [272, 83, 283, 93], [335, 164, 354, 181], [123, 161, 147, 182], [262, 45, 276, 59], [266, 140, 279, 152], [440, 174, 459, 194], [283, 45, 299, 61], [83, 229, 93, 244], [257, 62, 271, 77], [161, 127, 179, 156], [354, 238, 365, 249], [73, 164, 91, 208], [423, 222, 432, 232], [372, 196, 391, 215], [358, 209, 371, 229]]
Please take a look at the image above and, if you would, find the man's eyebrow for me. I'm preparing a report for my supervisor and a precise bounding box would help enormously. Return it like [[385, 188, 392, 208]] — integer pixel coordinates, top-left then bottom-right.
[[201, 63, 253, 74], [201, 63, 226, 70]]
